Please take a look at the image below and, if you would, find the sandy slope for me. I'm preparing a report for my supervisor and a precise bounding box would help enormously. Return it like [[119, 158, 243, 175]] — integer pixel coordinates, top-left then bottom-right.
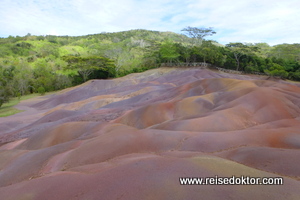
[[0, 67, 299, 200]]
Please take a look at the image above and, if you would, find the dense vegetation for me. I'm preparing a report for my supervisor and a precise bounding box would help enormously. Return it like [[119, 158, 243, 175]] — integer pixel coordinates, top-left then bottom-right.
[[0, 29, 299, 107]]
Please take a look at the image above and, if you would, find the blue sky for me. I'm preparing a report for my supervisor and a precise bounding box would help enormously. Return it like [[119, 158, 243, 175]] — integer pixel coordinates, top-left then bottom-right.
[[0, 0, 299, 45]]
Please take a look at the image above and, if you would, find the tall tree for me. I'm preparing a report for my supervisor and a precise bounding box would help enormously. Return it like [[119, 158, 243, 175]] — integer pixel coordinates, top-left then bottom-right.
[[226, 43, 259, 71], [63, 56, 115, 82], [198, 41, 225, 65], [13, 62, 33, 97], [159, 40, 180, 63], [181, 26, 216, 46]]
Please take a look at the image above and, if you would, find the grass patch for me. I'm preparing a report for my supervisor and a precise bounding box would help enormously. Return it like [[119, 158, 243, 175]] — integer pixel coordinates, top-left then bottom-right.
[[0, 107, 23, 117], [0, 93, 40, 117]]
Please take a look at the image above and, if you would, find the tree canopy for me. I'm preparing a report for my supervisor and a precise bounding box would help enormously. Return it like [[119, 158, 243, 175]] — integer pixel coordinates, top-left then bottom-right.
[[181, 26, 216, 45], [62, 56, 115, 81]]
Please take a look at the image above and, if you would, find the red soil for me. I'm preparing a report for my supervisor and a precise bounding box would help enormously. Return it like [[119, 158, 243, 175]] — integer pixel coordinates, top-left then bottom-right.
[[0, 67, 299, 200]]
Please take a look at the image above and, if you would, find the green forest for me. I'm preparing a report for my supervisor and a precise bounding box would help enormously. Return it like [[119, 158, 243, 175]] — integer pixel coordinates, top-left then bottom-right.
[[0, 28, 300, 107]]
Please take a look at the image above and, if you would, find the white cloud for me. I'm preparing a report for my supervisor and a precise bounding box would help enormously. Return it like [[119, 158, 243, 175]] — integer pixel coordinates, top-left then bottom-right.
[[181, 0, 300, 45], [0, 0, 299, 45]]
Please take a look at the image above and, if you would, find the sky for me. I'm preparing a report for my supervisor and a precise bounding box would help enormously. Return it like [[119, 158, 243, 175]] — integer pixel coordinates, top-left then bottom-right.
[[0, 0, 299, 45]]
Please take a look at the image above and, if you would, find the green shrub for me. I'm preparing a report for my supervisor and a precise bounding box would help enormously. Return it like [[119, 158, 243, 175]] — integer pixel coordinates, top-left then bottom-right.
[[37, 86, 46, 95]]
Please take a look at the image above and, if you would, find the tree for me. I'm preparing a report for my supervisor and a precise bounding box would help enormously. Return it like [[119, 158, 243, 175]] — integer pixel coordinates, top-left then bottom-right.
[[270, 44, 300, 62], [175, 43, 192, 63], [226, 43, 247, 71], [181, 26, 216, 46], [37, 86, 46, 95], [10, 59, 33, 97], [226, 43, 259, 71], [32, 58, 55, 91], [0, 70, 13, 108], [159, 40, 180, 63], [0, 85, 10, 108], [253, 43, 272, 57], [114, 50, 133, 74], [199, 41, 225, 65], [289, 71, 300, 81], [37, 43, 59, 58], [103, 46, 125, 74], [63, 56, 115, 82], [265, 63, 289, 78]]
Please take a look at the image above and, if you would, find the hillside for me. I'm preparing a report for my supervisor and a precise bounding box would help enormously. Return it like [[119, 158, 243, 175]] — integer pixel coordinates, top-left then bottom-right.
[[0, 67, 299, 199], [0, 29, 193, 106], [1, 29, 300, 109]]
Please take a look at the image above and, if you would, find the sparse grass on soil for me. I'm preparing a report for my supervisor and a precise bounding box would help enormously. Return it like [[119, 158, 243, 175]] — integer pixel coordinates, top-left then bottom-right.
[[0, 93, 40, 117]]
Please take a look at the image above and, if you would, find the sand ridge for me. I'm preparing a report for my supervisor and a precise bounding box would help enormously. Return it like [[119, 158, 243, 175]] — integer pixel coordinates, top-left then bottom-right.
[[0, 67, 299, 199]]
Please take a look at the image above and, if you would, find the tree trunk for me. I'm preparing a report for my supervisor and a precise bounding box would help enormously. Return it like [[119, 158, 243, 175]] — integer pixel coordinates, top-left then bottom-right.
[[234, 53, 240, 71]]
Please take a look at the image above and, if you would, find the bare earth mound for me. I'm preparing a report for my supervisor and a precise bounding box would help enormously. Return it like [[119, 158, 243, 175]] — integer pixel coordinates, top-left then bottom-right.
[[0, 67, 299, 200]]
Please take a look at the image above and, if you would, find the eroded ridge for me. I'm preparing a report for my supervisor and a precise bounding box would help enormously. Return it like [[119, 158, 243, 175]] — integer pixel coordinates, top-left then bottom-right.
[[0, 68, 300, 200]]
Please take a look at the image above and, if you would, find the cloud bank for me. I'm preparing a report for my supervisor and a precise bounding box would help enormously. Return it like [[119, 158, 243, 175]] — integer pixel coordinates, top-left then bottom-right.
[[1, 0, 299, 45]]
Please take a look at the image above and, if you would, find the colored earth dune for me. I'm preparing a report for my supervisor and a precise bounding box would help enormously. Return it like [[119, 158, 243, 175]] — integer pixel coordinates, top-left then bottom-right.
[[0, 67, 300, 200]]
